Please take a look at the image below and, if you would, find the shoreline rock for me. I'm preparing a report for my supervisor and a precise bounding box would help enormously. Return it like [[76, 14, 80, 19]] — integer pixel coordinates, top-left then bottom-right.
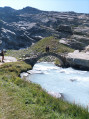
[[65, 51, 89, 71]]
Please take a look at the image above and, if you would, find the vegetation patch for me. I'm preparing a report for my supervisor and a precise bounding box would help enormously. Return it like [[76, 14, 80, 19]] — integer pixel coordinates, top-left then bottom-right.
[[0, 61, 89, 119], [6, 36, 74, 59]]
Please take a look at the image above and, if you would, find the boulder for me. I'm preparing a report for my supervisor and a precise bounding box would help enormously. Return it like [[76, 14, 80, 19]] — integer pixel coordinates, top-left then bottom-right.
[[56, 25, 73, 34], [65, 51, 89, 70]]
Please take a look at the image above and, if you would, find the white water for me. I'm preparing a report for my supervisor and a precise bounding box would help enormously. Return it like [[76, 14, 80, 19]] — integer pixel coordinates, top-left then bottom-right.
[[26, 62, 89, 110]]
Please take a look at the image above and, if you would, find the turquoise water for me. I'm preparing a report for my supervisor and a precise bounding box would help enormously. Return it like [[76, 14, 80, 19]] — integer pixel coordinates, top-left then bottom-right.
[[26, 62, 89, 109]]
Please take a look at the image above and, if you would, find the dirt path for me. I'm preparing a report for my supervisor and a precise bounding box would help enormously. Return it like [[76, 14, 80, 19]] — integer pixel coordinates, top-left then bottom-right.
[[0, 56, 17, 65]]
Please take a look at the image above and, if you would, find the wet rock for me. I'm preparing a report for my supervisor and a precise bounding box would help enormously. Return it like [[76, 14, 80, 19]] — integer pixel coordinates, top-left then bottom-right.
[[70, 79, 77, 82], [47, 91, 62, 98], [20, 72, 29, 79]]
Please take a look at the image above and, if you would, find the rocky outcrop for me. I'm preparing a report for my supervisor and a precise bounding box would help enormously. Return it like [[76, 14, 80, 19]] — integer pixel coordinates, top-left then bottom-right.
[[59, 35, 89, 50], [56, 25, 73, 34], [0, 7, 89, 50], [65, 50, 89, 70]]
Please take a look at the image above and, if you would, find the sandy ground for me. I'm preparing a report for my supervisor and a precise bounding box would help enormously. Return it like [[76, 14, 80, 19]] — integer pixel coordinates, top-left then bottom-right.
[[67, 50, 89, 60], [0, 56, 17, 65]]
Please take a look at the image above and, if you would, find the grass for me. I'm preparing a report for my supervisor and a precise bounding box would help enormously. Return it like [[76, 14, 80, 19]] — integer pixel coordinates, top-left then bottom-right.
[[6, 36, 74, 59], [29, 36, 73, 53], [0, 61, 89, 119]]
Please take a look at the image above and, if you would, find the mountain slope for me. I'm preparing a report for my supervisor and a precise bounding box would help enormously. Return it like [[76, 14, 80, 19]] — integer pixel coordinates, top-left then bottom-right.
[[0, 7, 89, 50]]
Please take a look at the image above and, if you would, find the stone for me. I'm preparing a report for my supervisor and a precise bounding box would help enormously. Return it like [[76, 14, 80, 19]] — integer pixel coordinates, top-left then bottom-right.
[[66, 51, 89, 70], [56, 25, 73, 34]]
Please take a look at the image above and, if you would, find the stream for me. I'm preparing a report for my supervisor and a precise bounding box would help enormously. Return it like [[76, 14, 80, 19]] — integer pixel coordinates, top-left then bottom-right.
[[21, 62, 89, 110]]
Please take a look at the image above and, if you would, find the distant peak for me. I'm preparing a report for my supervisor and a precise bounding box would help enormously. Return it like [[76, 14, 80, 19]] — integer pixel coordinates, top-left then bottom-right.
[[0, 6, 16, 12], [1, 6, 15, 10], [18, 6, 41, 14], [22, 6, 40, 11], [23, 6, 34, 9]]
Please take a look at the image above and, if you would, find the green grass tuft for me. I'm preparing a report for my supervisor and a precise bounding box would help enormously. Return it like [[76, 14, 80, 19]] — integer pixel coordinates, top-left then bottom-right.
[[0, 61, 89, 119]]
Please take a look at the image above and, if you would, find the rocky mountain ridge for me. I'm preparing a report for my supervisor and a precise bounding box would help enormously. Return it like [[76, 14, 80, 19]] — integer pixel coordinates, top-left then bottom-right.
[[0, 6, 89, 50]]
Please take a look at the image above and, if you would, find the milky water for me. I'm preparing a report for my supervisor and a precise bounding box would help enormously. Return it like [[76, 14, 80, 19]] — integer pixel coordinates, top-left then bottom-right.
[[26, 62, 89, 110]]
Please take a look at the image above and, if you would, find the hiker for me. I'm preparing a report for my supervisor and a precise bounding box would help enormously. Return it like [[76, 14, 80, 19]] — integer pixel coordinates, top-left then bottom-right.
[[1, 50, 4, 62], [45, 46, 49, 52]]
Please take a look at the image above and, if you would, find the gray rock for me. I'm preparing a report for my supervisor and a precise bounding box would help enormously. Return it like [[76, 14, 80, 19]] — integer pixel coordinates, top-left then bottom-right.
[[65, 51, 89, 70], [56, 25, 73, 34], [0, 7, 89, 50]]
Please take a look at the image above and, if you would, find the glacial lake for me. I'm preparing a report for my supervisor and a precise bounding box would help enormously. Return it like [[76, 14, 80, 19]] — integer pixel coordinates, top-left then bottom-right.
[[23, 62, 89, 110]]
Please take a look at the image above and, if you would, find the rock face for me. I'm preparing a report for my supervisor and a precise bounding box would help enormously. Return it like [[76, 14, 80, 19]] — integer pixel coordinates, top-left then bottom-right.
[[0, 7, 89, 50], [65, 50, 89, 70], [56, 25, 73, 34]]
